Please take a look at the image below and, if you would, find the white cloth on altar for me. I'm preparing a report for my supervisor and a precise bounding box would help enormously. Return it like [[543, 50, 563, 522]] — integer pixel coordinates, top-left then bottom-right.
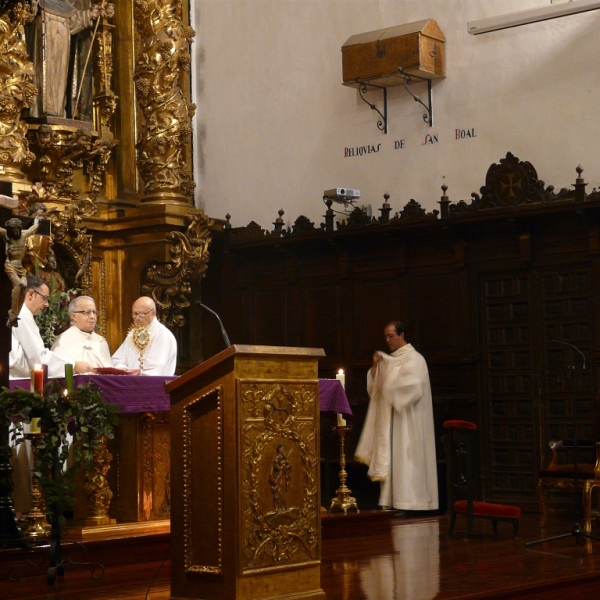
[[51, 325, 112, 368], [355, 344, 439, 511], [111, 317, 177, 376], [9, 303, 72, 379]]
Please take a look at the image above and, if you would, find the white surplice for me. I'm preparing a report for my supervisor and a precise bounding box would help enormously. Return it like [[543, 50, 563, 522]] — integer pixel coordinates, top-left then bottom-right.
[[111, 317, 177, 376], [9, 303, 71, 379], [355, 343, 439, 511], [52, 325, 113, 368]]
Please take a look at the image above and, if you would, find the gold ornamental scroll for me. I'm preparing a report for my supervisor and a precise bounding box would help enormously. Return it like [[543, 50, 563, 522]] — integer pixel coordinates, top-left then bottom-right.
[[133, 0, 196, 204], [0, 3, 38, 183]]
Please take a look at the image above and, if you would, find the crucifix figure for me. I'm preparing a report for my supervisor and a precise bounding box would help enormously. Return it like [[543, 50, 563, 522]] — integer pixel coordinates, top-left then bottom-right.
[[0, 216, 40, 326]]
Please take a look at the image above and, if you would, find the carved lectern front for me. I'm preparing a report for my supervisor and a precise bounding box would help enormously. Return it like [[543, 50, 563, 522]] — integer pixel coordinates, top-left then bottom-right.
[[166, 344, 326, 600]]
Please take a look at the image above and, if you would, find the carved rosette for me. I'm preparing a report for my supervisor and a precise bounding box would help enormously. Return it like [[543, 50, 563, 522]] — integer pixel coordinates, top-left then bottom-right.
[[0, 3, 38, 182], [141, 213, 213, 327], [240, 381, 320, 571], [133, 0, 196, 203]]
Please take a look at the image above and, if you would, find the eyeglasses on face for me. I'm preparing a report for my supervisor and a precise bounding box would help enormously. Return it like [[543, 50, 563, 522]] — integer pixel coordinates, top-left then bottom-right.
[[384, 333, 398, 339], [33, 289, 49, 302], [131, 310, 154, 318], [72, 310, 99, 317]]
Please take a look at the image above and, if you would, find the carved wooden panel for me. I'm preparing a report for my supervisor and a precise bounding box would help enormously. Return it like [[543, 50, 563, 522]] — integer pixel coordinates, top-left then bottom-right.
[[239, 379, 320, 573], [303, 284, 342, 357], [540, 268, 595, 443], [480, 272, 537, 501], [183, 387, 223, 574]]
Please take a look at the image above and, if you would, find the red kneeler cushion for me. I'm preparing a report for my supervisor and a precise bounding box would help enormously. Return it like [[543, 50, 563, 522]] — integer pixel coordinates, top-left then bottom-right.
[[454, 500, 521, 519]]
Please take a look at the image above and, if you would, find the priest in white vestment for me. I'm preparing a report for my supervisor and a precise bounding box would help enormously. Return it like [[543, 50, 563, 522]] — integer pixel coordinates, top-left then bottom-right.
[[112, 296, 177, 376], [10, 276, 95, 378], [52, 295, 112, 367], [355, 321, 439, 512]]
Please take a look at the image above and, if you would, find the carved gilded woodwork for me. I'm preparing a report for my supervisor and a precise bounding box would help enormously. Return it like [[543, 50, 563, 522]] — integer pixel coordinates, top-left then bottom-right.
[[141, 213, 213, 327], [240, 380, 320, 572], [183, 386, 223, 574], [81, 435, 114, 525], [0, 3, 38, 182], [25, 125, 116, 214], [133, 0, 196, 203], [105, 411, 170, 523]]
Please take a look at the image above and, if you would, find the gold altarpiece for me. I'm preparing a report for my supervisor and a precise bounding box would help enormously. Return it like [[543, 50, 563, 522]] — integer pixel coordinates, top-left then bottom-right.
[[0, 0, 216, 535]]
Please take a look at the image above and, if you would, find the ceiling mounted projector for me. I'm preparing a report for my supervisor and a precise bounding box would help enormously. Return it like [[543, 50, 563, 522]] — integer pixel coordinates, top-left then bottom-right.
[[323, 188, 361, 201], [467, 0, 600, 35]]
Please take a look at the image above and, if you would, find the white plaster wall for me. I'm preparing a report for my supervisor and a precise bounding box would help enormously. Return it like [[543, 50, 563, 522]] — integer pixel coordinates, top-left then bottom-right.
[[191, 1, 600, 228]]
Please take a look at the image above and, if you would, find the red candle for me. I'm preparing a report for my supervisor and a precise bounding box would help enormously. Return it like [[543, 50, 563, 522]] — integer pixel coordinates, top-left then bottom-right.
[[33, 364, 43, 393]]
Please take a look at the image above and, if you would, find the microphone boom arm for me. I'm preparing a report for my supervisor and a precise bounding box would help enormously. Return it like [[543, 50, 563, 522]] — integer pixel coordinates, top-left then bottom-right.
[[197, 302, 232, 348]]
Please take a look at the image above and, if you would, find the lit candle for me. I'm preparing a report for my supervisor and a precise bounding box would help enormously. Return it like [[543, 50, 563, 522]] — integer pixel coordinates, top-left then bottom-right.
[[33, 364, 43, 393], [336, 369, 345, 388], [65, 363, 74, 393], [337, 413, 346, 427], [30, 418, 41, 434]]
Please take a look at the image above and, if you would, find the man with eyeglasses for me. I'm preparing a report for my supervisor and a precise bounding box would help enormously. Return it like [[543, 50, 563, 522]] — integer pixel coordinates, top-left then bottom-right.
[[9, 275, 96, 378], [51, 295, 112, 367], [111, 296, 177, 375], [355, 321, 438, 516]]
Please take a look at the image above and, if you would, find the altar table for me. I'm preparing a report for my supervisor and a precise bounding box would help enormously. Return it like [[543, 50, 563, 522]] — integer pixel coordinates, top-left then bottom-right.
[[11, 375, 352, 415], [9, 375, 351, 523]]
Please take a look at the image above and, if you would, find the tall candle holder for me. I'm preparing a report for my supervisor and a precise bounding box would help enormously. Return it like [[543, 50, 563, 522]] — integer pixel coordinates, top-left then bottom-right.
[[329, 425, 359, 515], [23, 432, 51, 539]]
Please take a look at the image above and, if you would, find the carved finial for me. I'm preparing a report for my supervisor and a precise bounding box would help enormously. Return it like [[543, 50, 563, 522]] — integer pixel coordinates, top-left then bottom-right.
[[224, 213, 231, 229], [326, 198, 333, 210], [439, 178, 450, 219], [272, 209, 285, 236], [574, 164, 587, 203], [379, 193, 392, 224]]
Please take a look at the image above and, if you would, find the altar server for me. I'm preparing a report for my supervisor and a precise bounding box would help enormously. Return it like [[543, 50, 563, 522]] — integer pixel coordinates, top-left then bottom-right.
[[10, 275, 95, 378]]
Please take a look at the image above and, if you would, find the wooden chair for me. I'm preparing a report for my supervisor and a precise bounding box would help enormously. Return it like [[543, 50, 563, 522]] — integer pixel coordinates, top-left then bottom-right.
[[537, 439, 600, 533], [444, 420, 521, 539]]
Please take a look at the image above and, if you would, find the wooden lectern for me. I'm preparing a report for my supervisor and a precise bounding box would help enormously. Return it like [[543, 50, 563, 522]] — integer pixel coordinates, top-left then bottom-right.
[[166, 345, 326, 600]]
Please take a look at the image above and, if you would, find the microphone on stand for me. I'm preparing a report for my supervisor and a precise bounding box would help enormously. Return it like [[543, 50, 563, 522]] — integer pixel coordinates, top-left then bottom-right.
[[195, 301, 232, 348]]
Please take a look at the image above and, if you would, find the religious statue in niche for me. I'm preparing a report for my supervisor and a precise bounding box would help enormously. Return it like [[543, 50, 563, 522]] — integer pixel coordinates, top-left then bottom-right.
[[0, 216, 40, 326], [26, 0, 114, 120], [269, 444, 292, 513], [38, 248, 66, 293]]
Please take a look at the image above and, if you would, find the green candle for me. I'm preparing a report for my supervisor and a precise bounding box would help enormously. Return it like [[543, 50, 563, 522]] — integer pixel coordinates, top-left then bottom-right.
[[65, 363, 74, 393]]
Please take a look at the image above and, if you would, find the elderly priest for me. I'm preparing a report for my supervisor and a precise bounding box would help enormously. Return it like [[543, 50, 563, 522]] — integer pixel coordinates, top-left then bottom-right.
[[52, 295, 112, 367], [112, 296, 177, 376]]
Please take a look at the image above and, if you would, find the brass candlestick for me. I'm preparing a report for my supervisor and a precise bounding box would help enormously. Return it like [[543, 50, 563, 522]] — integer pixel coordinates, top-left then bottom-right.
[[23, 433, 51, 539], [329, 425, 359, 515]]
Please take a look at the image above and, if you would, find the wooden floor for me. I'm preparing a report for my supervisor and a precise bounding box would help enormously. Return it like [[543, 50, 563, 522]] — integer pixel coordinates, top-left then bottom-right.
[[3, 512, 600, 599]]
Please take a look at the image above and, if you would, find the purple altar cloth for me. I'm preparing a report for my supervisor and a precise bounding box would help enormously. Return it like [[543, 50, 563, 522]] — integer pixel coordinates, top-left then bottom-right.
[[10, 376, 352, 416], [318, 379, 352, 415]]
